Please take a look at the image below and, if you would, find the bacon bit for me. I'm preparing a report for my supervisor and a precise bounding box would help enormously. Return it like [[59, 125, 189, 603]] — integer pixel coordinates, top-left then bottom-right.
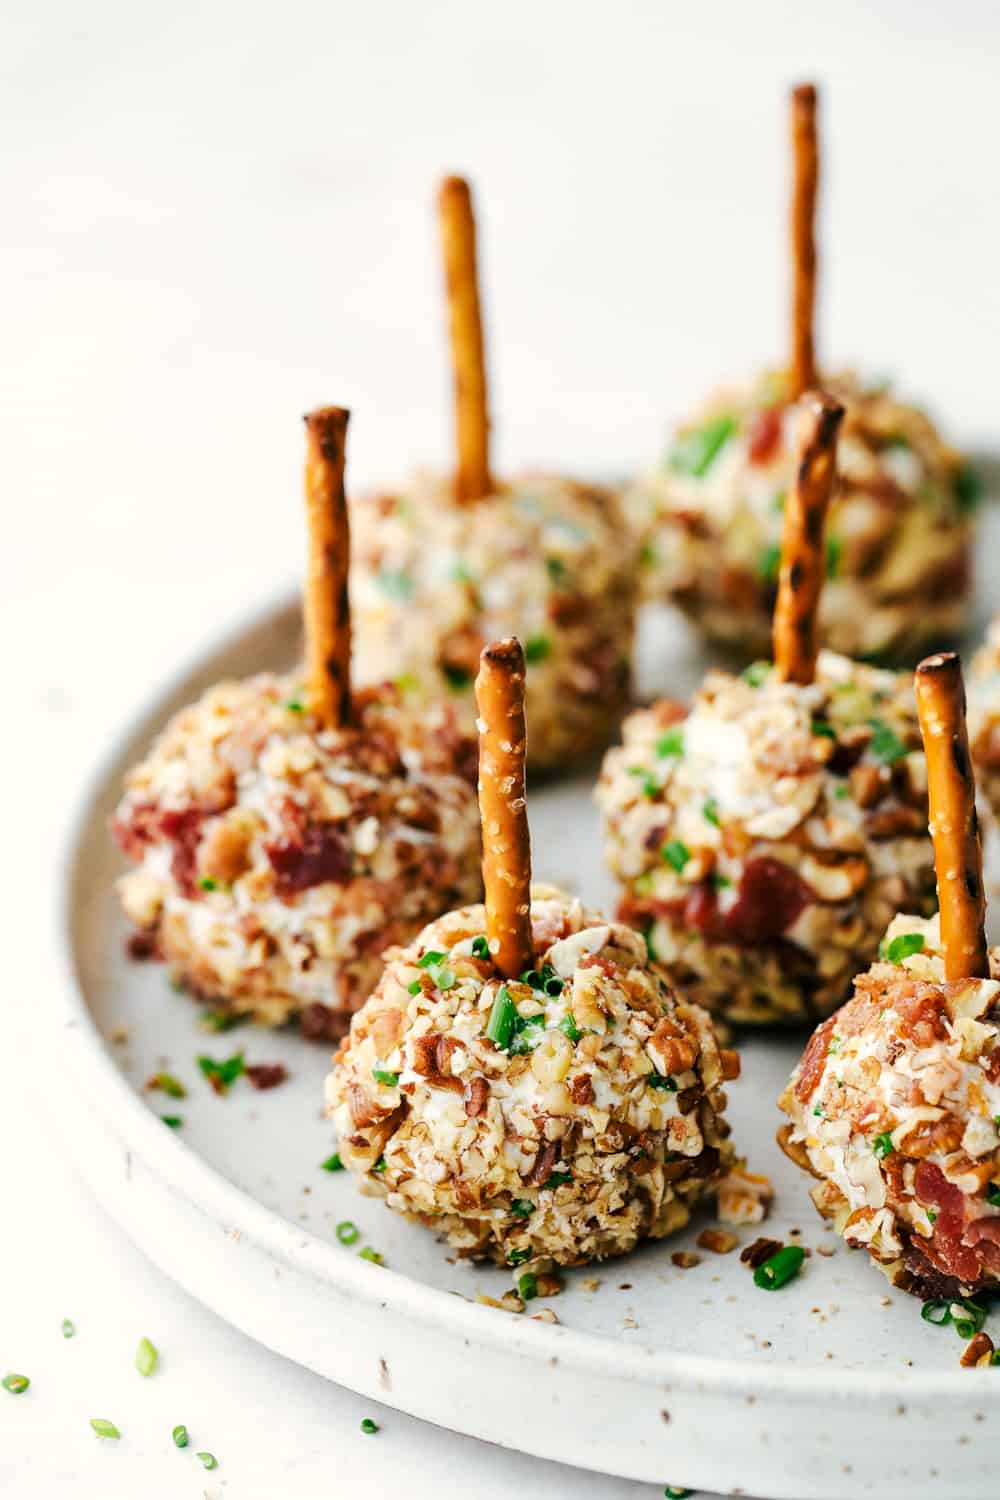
[[741, 1237, 783, 1269], [671, 1251, 701, 1269], [796, 1015, 839, 1103], [697, 1228, 739, 1255], [685, 857, 813, 946], [747, 406, 783, 465], [960, 1331, 995, 1368], [246, 1063, 289, 1091], [266, 824, 351, 894]]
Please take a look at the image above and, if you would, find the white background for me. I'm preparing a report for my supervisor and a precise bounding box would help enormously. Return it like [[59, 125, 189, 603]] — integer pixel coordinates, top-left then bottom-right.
[[3, 1, 999, 1495]]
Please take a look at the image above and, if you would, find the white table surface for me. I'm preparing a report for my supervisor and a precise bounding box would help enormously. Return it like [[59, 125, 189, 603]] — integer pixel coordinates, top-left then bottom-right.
[[4, 1, 1000, 1494]]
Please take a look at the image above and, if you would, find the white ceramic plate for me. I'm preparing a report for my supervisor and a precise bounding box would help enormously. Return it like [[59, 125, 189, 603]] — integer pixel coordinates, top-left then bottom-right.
[[51, 540, 1000, 1500]]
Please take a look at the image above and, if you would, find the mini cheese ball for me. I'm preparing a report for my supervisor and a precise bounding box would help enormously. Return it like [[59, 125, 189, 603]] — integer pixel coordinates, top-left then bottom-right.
[[780, 652, 998, 1300], [113, 673, 482, 1039], [113, 407, 482, 1040], [778, 912, 1000, 1298], [597, 650, 937, 1025], [631, 86, 978, 663], [325, 885, 739, 1267], [348, 177, 636, 775], [350, 471, 636, 772], [632, 370, 976, 661]]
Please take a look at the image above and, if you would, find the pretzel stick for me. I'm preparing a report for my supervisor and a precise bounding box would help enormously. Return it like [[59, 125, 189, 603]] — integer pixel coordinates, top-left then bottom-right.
[[475, 638, 532, 978], [302, 406, 351, 729], [789, 83, 819, 400], [438, 175, 492, 504], [915, 652, 989, 981], [772, 390, 844, 684]]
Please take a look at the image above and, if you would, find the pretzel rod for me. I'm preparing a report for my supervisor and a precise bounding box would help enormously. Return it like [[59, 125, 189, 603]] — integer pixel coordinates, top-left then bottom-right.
[[438, 175, 492, 504], [789, 83, 819, 400], [915, 652, 989, 981], [772, 390, 844, 684], [302, 406, 352, 729], [475, 638, 533, 978]]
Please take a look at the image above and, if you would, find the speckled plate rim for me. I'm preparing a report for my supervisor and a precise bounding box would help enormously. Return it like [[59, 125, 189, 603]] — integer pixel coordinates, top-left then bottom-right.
[[44, 586, 1000, 1498]]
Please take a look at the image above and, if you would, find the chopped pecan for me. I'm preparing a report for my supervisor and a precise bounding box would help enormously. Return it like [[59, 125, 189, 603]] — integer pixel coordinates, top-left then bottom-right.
[[960, 1331, 995, 1368], [740, 1236, 783, 1268], [246, 1063, 288, 1090], [670, 1251, 701, 1269], [464, 1076, 489, 1117], [697, 1228, 739, 1254]]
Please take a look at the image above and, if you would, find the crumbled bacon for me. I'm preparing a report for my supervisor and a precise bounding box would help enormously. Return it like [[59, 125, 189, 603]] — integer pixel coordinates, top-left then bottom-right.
[[746, 407, 783, 466], [266, 824, 352, 893], [685, 857, 813, 946], [795, 1015, 838, 1103]]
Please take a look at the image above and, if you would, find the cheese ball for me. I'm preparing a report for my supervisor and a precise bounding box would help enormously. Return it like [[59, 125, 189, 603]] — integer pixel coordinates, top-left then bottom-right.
[[779, 913, 1000, 1299], [112, 675, 482, 1040], [631, 372, 977, 662], [325, 884, 738, 1268], [349, 472, 637, 774], [596, 650, 937, 1025]]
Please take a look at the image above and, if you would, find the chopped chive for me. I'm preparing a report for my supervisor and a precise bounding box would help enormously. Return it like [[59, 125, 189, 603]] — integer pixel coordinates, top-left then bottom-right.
[[628, 765, 660, 799], [90, 1418, 121, 1439], [507, 1249, 531, 1266], [827, 1037, 840, 1055], [518, 1272, 539, 1301], [359, 1247, 384, 1265], [668, 413, 737, 477], [509, 1015, 546, 1055], [407, 979, 422, 995], [196, 1452, 218, 1470], [872, 1132, 894, 1159], [833, 783, 851, 799], [360, 1417, 380, 1434], [643, 926, 657, 961], [147, 1071, 186, 1099], [756, 542, 782, 585], [542, 1171, 573, 1190], [510, 1199, 535, 1218], [661, 839, 690, 874], [664, 1489, 692, 1499], [868, 718, 908, 764], [442, 663, 472, 690], [200, 1008, 246, 1033], [160, 1115, 183, 1129], [61, 1319, 75, 1339], [884, 933, 925, 965], [825, 534, 843, 579], [198, 877, 218, 892], [172, 1424, 189, 1448], [2, 1373, 29, 1395], [485, 986, 517, 1050], [710, 872, 732, 890], [648, 1073, 678, 1092], [196, 1052, 245, 1093], [812, 1104, 823, 1117], [811, 719, 836, 740], [135, 1337, 158, 1377], [655, 728, 685, 759], [373, 1157, 387, 1174], [753, 1245, 805, 1290], [284, 697, 305, 713], [953, 1300, 988, 1340], [955, 465, 983, 514], [987, 1185, 1000, 1207], [336, 1221, 360, 1246], [524, 634, 552, 664], [321, 1153, 344, 1172], [741, 661, 772, 688], [546, 557, 567, 583], [558, 1012, 581, 1044], [471, 935, 490, 960], [921, 1299, 951, 1326], [418, 950, 446, 968], [377, 568, 414, 600], [371, 1067, 400, 1087], [702, 798, 720, 828]]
